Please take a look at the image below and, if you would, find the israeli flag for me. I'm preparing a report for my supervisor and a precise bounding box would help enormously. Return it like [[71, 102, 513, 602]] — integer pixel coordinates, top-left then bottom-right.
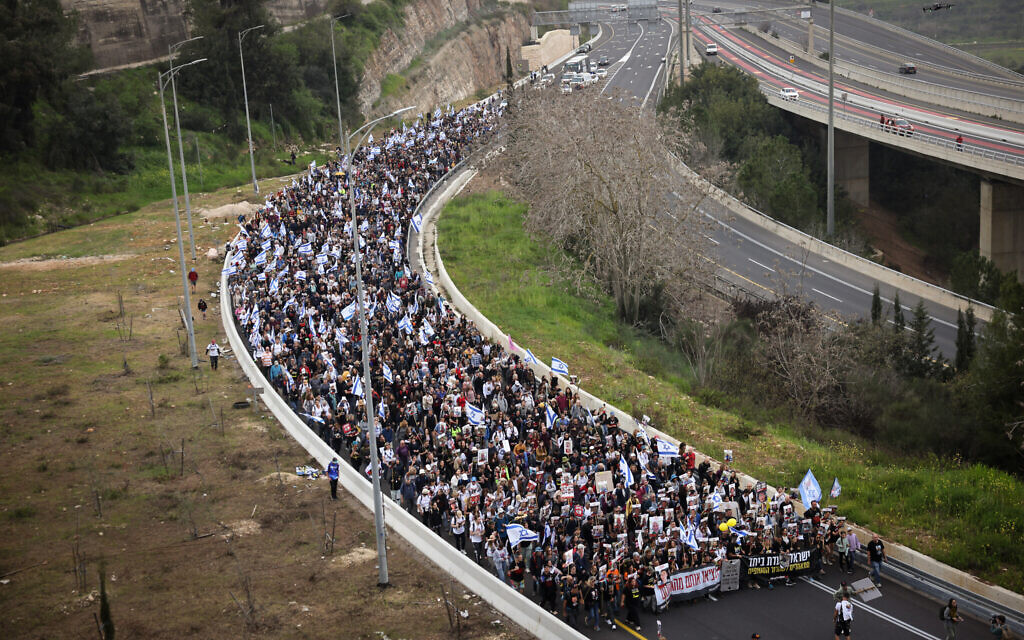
[[524, 349, 539, 365], [681, 525, 699, 550], [545, 404, 557, 429], [260, 239, 271, 253], [551, 357, 569, 377], [222, 265, 237, 276], [234, 237, 248, 251], [316, 254, 329, 265], [619, 454, 635, 487], [466, 403, 484, 426], [295, 270, 306, 282], [378, 402, 386, 420], [729, 526, 752, 538], [386, 292, 402, 314], [352, 375, 364, 398], [411, 213, 423, 233], [254, 250, 267, 266], [398, 315, 413, 335], [268, 277, 279, 295], [260, 223, 272, 239], [830, 477, 842, 499], [655, 439, 680, 458], [297, 241, 313, 255], [341, 302, 357, 321], [799, 468, 822, 507], [505, 523, 539, 548], [422, 319, 435, 337], [300, 413, 324, 424], [424, 271, 434, 286], [382, 362, 393, 384], [710, 492, 723, 510], [335, 329, 349, 345]]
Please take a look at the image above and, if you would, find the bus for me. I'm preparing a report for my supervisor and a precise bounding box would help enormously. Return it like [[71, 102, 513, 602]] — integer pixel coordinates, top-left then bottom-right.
[[564, 54, 588, 74]]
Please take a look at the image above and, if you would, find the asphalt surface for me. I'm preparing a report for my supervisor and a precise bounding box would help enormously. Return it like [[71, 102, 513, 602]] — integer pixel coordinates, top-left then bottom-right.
[[580, 563, 994, 640]]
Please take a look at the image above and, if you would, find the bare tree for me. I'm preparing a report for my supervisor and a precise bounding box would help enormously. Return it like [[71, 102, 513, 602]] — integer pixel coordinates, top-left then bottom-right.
[[501, 90, 713, 326]]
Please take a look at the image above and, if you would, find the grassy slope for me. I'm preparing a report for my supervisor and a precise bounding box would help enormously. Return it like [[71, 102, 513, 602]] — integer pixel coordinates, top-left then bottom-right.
[[437, 189, 1024, 594], [0, 180, 525, 639]]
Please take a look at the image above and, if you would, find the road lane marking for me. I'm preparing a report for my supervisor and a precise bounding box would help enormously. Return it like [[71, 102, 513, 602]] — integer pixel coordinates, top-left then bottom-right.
[[812, 287, 843, 303], [749, 258, 775, 272], [704, 234, 720, 245], [614, 619, 650, 640], [802, 577, 941, 640]]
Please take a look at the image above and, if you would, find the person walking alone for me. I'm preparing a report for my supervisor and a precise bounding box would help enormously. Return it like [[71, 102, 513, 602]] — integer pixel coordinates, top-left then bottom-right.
[[188, 267, 198, 293], [327, 457, 340, 500], [941, 598, 963, 639], [205, 339, 221, 370], [834, 592, 854, 640], [867, 534, 886, 586]]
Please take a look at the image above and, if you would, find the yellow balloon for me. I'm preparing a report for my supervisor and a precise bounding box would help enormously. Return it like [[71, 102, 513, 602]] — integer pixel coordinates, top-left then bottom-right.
[[718, 523, 729, 532], [727, 518, 737, 528]]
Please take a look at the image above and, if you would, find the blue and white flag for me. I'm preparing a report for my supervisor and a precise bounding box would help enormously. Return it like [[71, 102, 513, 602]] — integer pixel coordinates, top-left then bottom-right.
[[398, 315, 414, 335], [424, 271, 434, 287], [382, 362, 393, 384], [437, 295, 446, 318], [681, 525, 699, 550], [386, 291, 402, 314], [297, 241, 313, 255], [295, 270, 306, 282], [352, 375, 364, 398], [524, 349, 539, 365], [254, 250, 268, 266], [619, 454, 635, 487], [316, 254, 329, 265], [341, 302, 357, 321], [830, 477, 842, 499], [378, 402, 386, 420], [300, 413, 324, 424], [799, 468, 822, 507], [545, 404, 557, 429], [655, 439, 680, 458], [260, 223, 272, 239], [466, 403, 484, 426], [260, 239, 272, 252], [222, 265, 237, 276], [551, 357, 569, 377], [411, 213, 423, 233], [421, 319, 435, 337], [268, 277, 279, 295], [710, 492, 723, 510], [729, 527, 752, 538], [505, 523, 539, 548]]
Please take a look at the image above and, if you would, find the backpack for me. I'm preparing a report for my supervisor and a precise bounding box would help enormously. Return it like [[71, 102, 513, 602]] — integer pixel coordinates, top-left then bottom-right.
[[939, 605, 947, 621]]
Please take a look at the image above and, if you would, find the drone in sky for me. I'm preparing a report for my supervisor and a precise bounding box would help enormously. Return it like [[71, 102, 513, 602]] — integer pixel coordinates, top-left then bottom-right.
[[922, 2, 954, 11]]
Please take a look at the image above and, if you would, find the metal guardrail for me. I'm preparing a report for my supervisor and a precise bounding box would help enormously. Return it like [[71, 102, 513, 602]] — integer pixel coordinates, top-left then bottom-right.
[[761, 85, 1024, 169]]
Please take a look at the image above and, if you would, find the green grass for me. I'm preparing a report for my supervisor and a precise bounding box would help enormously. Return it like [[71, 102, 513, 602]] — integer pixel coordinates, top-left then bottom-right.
[[437, 190, 1024, 594]]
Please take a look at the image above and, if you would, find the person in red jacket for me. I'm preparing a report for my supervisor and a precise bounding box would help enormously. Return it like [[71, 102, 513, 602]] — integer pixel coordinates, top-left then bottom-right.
[[188, 267, 198, 293]]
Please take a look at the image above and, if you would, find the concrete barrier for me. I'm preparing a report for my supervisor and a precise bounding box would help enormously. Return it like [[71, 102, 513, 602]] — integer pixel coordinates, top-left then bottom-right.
[[220, 250, 589, 640], [416, 162, 1024, 627]]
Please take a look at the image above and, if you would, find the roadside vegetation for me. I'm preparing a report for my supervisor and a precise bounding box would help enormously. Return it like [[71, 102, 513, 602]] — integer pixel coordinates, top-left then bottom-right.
[[438, 187, 1024, 593]]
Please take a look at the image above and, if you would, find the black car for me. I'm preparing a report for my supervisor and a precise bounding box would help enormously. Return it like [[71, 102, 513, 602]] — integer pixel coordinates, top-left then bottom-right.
[[579, 43, 592, 53], [898, 62, 917, 74], [712, 6, 723, 12], [598, 55, 609, 66]]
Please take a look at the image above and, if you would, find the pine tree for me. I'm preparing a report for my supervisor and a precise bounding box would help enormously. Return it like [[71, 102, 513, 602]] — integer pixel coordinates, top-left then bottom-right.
[[955, 306, 977, 372], [870, 283, 883, 326], [892, 291, 905, 334], [906, 299, 943, 377], [505, 47, 514, 89]]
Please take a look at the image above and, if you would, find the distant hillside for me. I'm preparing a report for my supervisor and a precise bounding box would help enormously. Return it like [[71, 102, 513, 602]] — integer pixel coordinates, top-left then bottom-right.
[[839, 0, 1024, 71]]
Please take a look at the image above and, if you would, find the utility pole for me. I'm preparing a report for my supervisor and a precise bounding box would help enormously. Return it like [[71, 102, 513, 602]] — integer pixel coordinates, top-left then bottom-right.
[[330, 14, 353, 156], [239, 25, 264, 196], [169, 36, 202, 261], [826, 0, 835, 237], [677, 0, 685, 85]]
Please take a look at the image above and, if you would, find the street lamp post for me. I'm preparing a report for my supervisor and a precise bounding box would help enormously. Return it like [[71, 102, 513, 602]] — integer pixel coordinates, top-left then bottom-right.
[[169, 36, 203, 261], [158, 59, 206, 369], [239, 25, 265, 196], [826, 0, 835, 237], [330, 14, 353, 155], [343, 105, 415, 587]]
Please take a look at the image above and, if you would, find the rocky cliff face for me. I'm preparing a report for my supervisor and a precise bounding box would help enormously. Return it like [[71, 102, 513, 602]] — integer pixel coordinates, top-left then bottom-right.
[[370, 13, 529, 117], [64, 0, 327, 71], [357, 0, 529, 116]]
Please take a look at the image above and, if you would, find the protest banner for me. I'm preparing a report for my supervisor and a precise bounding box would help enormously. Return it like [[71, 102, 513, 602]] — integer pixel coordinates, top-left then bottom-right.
[[742, 549, 821, 579], [654, 564, 721, 606]]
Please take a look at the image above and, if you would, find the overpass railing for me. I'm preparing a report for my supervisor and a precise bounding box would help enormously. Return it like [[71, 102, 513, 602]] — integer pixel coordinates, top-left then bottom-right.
[[760, 84, 1024, 170]]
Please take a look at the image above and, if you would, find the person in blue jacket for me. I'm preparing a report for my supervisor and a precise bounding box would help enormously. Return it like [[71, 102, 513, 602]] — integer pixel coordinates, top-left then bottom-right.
[[327, 458, 340, 500]]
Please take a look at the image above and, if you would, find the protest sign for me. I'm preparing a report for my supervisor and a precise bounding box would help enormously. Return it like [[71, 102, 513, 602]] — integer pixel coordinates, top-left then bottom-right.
[[654, 565, 721, 606], [742, 549, 821, 579], [594, 470, 613, 493], [720, 559, 741, 592]]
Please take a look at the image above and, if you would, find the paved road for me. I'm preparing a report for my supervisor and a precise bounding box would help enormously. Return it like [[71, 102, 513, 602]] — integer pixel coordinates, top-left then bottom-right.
[[581, 563, 994, 640]]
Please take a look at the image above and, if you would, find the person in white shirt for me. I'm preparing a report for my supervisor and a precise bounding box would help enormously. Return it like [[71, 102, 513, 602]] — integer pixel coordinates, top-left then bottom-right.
[[206, 339, 221, 370], [833, 593, 854, 639]]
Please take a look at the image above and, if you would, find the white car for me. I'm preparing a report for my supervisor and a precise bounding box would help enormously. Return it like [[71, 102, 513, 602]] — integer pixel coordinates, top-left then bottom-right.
[[780, 87, 799, 101], [561, 83, 573, 95], [595, 67, 608, 78], [705, 42, 718, 56]]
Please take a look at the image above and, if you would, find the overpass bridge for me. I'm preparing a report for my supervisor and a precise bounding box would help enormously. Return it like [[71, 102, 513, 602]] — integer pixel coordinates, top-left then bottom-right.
[[684, 3, 1024, 278]]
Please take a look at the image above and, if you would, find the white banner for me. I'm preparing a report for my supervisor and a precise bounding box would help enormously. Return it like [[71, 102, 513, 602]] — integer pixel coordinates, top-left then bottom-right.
[[654, 565, 721, 606]]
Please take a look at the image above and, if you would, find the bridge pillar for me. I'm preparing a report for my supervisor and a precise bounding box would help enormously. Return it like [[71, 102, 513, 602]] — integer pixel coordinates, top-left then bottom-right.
[[980, 179, 1024, 281], [807, 18, 814, 54], [530, 25, 538, 41], [835, 130, 870, 207]]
